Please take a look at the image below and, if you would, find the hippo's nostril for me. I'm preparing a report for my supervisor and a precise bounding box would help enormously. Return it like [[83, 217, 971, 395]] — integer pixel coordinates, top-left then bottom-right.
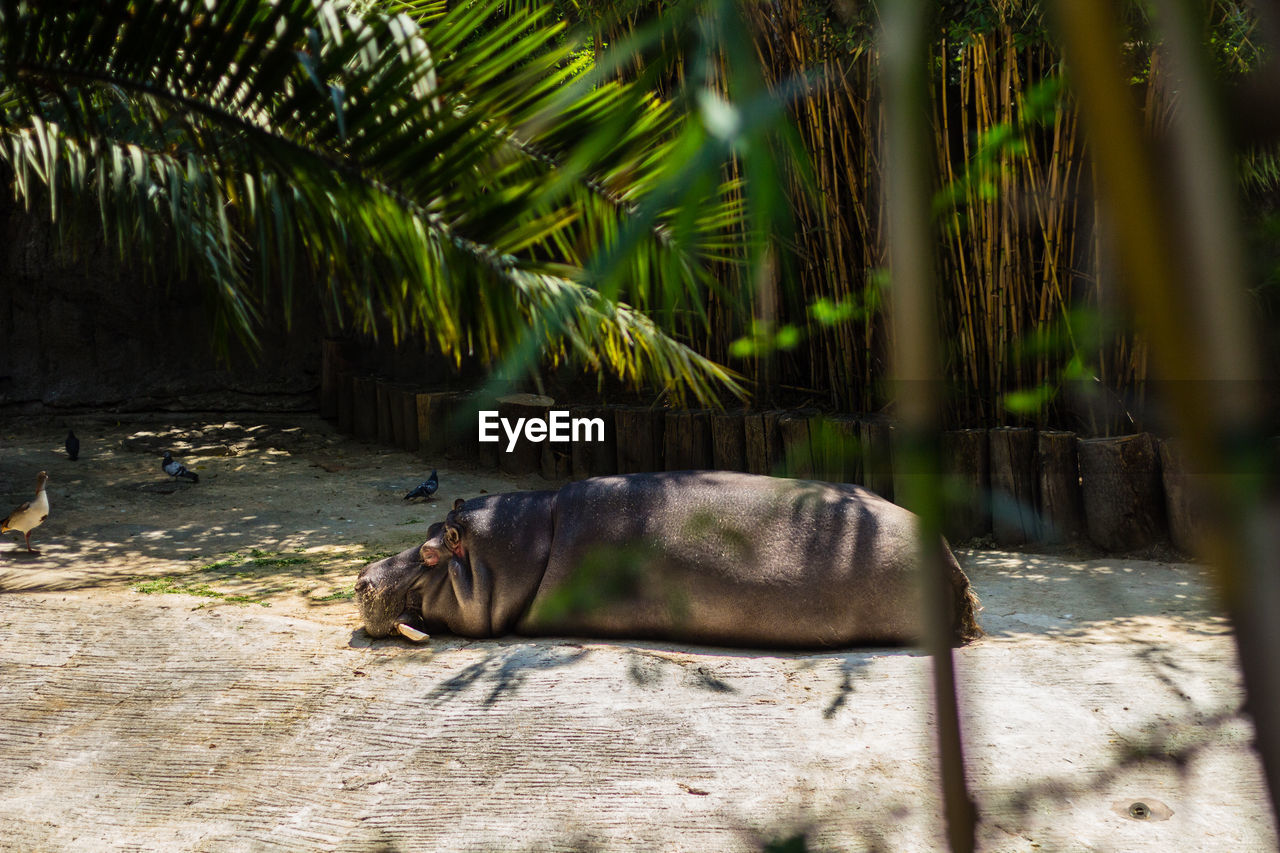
[[354, 578, 371, 594]]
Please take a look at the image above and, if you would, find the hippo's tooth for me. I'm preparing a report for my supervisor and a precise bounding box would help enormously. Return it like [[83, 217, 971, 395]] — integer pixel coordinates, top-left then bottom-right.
[[396, 623, 430, 643]]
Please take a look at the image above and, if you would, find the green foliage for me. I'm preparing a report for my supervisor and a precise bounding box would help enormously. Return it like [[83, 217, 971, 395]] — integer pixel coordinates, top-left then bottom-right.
[[0, 0, 752, 403], [313, 585, 357, 602], [729, 319, 801, 358], [132, 576, 272, 607], [525, 542, 656, 623]]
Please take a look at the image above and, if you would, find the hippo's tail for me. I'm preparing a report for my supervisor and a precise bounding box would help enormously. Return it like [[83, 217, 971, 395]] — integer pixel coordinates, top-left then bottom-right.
[[945, 542, 983, 643]]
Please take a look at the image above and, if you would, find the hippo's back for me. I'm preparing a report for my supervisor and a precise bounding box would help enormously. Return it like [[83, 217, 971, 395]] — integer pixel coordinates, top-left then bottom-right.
[[517, 471, 951, 648]]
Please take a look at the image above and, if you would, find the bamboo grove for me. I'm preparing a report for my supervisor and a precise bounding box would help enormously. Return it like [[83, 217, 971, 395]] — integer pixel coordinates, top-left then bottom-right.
[[585, 0, 1275, 434]]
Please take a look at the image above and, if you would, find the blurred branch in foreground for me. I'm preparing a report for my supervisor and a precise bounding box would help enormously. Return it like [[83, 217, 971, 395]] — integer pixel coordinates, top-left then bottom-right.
[[881, 1, 976, 851], [1051, 0, 1280, 829]]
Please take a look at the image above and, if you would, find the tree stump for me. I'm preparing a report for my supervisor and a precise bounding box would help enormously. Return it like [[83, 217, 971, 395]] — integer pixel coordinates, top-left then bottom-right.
[[376, 380, 397, 445], [415, 391, 456, 459], [941, 429, 989, 542], [496, 393, 554, 477], [1078, 433, 1168, 552], [778, 411, 816, 478], [337, 371, 356, 435], [665, 410, 713, 471], [352, 376, 378, 441], [320, 339, 357, 420], [859, 417, 894, 501], [614, 407, 665, 473], [711, 410, 747, 473], [569, 406, 618, 480], [1037, 430, 1085, 544], [989, 427, 1039, 545], [1160, 438, 1209, 556]]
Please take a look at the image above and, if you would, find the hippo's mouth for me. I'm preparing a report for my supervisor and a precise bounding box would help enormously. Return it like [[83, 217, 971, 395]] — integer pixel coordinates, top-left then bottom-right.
[[354, 581, 430, 643], [355, 547, 432, 642]]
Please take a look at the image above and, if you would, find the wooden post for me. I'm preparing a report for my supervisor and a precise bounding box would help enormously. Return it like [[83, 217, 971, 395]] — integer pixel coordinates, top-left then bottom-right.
[[471, 390, 500, 467], [493, 393, 553, 476], [352, 375, 378, 441], [376, 380, 396, 446], [337, 370, 356, 435], [860, 416, 894, 501], [711, 410, 747, 472], [386, 385, 407, 449], [806, 414, 836, 482], [538, 402, 571, 480], [778, 411, 815, 478], [1037, 430, 1085, 544], [570, 405, 617, 479], [320, 338, 356, 420], [940, 429, 989, 542], [823, 414, 862, 484], [989, 427, 1039, 545], [744, 412, 770, 475], [613, 407, 665, 473], [399, 388, 419, 453], [447, 393, 482, 463], [1160, 438, 1207, 556], [663, 411, 689, 471], [415, 391, 456, 459], [1078, 433, 1168, 552], [664, 410, 713, 471], [763, 410, 786, 473], [540, 443, 571, 480]]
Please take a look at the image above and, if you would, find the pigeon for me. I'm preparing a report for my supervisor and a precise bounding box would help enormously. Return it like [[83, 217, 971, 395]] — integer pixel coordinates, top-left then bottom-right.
[[162, 451, 199, 483], [2, 471, 49, 553], [404, 469, 438, 501], [65, 430, 80, 461]]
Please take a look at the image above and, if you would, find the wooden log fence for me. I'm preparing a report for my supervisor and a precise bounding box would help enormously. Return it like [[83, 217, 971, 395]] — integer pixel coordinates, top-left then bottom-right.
[[321, 339, 1186, 555]]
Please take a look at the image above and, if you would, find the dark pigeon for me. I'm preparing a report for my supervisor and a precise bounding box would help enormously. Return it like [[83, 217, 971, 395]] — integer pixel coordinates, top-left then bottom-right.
[[404, 469, 438, 501], [65, 430, 79, 461], [162, 450, 199, 483]]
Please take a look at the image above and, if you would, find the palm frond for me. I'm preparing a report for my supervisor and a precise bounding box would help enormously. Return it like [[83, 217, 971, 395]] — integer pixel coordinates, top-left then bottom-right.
[[0, 0, 747, 402]]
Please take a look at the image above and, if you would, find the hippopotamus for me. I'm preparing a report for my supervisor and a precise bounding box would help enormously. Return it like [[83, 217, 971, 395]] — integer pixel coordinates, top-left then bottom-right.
[[355, 471, 980, 649]]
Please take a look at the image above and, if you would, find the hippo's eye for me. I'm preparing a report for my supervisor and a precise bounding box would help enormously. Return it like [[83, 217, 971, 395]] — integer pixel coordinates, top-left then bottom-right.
[[444, 527, 460, 549]]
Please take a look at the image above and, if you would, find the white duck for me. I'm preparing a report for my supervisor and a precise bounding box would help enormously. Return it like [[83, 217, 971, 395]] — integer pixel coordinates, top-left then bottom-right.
[[2, 471, 49, 554]]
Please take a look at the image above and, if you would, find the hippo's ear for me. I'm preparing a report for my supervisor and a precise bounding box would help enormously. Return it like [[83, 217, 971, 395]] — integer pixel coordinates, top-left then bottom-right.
[[453, 498, 465, 511]]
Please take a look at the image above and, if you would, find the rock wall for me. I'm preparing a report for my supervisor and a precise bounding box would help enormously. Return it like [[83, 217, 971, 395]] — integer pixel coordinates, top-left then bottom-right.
[[0, 192, 322, 411]]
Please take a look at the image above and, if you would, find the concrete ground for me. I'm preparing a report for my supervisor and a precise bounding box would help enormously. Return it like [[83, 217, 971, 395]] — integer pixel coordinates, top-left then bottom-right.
[[0, 415, 1272, 851]]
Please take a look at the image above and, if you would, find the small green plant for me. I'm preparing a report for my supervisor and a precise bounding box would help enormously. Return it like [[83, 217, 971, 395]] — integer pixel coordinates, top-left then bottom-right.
[[197, 548, 313, 576], [313, 585, 356, 602], [132, 577, 270, 606]]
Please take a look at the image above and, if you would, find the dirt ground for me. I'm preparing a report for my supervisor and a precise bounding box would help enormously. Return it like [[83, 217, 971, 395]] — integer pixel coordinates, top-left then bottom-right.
[[0, 414, 1273, 852]]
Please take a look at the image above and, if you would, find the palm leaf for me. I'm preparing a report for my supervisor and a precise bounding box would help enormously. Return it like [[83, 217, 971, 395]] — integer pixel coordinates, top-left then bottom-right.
[[0, 0, 747, 402]]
